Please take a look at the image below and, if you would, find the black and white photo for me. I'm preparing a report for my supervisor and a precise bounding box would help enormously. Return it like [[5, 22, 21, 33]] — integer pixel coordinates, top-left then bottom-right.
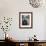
[[19, 12, 33, 29]]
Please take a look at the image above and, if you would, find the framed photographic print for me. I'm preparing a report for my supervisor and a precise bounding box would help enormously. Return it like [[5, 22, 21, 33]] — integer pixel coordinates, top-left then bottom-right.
[[19, 12, 33, 29]]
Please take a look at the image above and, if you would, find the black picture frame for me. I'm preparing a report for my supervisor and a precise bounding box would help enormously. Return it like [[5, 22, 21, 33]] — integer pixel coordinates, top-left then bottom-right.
[[19, 12, 33, 29]]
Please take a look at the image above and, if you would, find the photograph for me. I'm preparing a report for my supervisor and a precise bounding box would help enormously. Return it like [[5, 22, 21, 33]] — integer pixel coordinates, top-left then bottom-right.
[[19, 12, 33, 29], [22, 15, 29, 25]]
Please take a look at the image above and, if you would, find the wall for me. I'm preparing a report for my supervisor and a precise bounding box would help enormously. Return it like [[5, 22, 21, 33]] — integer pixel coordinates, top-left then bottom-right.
[[0, 0, 46, 40]]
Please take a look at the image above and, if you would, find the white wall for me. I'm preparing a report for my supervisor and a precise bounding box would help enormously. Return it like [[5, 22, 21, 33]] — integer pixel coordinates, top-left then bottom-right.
[[0, 0, 46, 40]]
